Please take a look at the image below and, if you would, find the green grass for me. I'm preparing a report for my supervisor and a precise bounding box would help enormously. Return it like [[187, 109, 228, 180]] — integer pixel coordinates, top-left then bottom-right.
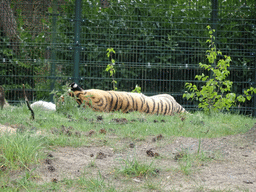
[[1, 103, 254, 142], [1, 172, 117, 192], [0, 102, 255, 191], [143, 179, 163, 191], [116, 157, 158, 178], [0, 131, 47, 170], [174, 148, 214, 176], [77, 172, 116, 192]]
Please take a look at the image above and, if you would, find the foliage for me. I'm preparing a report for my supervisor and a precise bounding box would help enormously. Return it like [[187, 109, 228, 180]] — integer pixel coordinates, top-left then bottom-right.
[[77, 172, 116, 191], [105, 46, 142, 93], [176, 148, 214, 176], [105, 48, 117, 90], [51, 84, 81, 113], [131, 84, 142, 93], [56, 0, 255, 94], [183, 26, 256, 114], [0, 3, 52, 101], [117, 157, 157, 178], [0, 131, 47, 170], [2, 0, 255, 109]]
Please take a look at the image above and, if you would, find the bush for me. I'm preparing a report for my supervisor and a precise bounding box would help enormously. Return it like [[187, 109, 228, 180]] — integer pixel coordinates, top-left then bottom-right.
[[183, 26, 256, 114]]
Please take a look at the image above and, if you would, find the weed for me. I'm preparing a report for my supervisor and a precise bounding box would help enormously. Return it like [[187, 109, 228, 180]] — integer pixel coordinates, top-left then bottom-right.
[[0, 132, 47, 170], [177, 151, 193, 176], [106, 48, 117, 91], [131, 84, 142, 93], [175, 148, 215, 176], [16, 170, 36, 190], [51, 83, 79, 113], [77, 171, 116, 191], [88, 160, 97, 168], [143, 179, 162, 191], [117, 157, 158, 178]]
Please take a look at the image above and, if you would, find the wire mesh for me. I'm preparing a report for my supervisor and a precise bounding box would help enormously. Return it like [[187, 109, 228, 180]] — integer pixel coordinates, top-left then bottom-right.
[[0, 0, 255, 114]]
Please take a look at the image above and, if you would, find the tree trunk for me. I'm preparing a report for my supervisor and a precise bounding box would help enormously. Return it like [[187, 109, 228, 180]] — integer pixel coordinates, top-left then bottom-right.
[[0, 0, 17, 39]]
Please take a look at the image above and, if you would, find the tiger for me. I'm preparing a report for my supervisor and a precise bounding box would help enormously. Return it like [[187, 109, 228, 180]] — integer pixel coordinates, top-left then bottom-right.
[[66, 82, 187, 115]]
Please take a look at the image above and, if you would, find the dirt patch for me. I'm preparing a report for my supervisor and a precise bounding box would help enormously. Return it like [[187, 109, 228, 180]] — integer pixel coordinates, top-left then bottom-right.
[[2, 123, 256, 191], [0, 124, 16, 133]]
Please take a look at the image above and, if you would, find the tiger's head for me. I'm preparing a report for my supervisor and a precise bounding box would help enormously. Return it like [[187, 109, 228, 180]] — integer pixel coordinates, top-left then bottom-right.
[[63, 83, 102, 109], [61, 82, 85, 106], [60, 82, 83, 104]]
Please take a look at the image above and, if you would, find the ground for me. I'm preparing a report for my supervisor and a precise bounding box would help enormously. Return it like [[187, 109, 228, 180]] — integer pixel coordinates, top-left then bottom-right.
[[1, 123, 256, 191]]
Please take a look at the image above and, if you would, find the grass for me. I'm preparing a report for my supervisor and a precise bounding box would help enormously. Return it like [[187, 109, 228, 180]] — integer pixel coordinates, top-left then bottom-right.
[[143, 179, 163, 191], [117, 157, 158, 178], [1, 172, 117, 192], [0, 131, 47, 170], [0, 102, 255, 191], [1, 103, 254, 142], [174, 148, 214, 176], [77, 172, 117, 192]]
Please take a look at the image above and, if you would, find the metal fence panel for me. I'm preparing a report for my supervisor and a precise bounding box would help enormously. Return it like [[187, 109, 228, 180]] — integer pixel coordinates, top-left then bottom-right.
[[0, 0, 255, 115]]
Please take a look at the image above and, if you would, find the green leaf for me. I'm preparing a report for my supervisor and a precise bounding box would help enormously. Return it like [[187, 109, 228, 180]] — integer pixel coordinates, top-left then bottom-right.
[[48, 7, 53, 13], [246, 96, 251, 100], [237, 95, 246, 103]]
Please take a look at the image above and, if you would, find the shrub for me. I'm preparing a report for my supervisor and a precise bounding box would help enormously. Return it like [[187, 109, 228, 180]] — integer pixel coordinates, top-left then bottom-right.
[[183, 26, 256, 114]]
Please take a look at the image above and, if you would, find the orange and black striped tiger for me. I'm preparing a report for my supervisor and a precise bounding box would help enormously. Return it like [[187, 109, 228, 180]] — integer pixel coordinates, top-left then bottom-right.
[[67, 83, 187, 115]]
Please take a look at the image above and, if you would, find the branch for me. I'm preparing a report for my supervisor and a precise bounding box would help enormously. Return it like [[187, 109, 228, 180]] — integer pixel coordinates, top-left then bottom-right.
[[23, 84, 34, 120]]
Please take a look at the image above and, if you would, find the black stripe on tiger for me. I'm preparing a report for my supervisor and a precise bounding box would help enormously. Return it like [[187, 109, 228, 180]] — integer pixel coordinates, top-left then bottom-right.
[[76, 99, 82, 105], [163, 101, 168, 115], [98, 96, 108, 111], [111, 92, 119, 111], [139, 95, 145, 111], [123, 94, 131, 113], [94, 98, 104, 106], [156, 102, 160, 115], [151, 98, 156, 114], [160, 99, 164, 114], [107, 92, 114, 111], [164, 97, 173, 115], [162, 98, 170, 115], [128, 94, 135, 111], [145, 100, 150, 114]]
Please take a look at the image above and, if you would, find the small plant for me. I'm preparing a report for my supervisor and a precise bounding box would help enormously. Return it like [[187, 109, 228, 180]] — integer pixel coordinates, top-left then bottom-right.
[[117, 157, 157, 178], [175, 148, 214, 176], [16, 169, 38, 190], [143, 180, 161, 191], [106, 48, 117, 91], [0, 132, 47, 170], [183, 26, 256, 114], [51, 83, 80, 113], [77, 171, 116, 191], [131, 84, 142, 93], [88, 160, 96, 168]]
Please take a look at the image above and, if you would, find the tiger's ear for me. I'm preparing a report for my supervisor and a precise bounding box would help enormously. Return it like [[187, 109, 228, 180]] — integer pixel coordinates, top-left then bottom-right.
[[70, 82, 83, 92]]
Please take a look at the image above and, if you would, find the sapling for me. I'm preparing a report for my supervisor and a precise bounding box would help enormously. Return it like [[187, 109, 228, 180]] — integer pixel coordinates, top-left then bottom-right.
[[105, 48, 117, 91], [183, 26, 256, 114]]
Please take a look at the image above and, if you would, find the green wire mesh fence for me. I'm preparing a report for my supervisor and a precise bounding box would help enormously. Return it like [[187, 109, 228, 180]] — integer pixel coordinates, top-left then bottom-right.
[[0, 0, 255, 115]]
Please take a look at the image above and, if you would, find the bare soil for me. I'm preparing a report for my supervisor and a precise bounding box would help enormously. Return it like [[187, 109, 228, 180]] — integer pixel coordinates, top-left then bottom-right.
[[1, 123, 256, 191]]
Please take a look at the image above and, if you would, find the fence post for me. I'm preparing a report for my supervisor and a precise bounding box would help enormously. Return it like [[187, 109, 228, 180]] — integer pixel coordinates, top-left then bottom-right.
[[211, 0, 218, 35], [254, 53, 256, 117], [210, 0, 218, 79], [73, 0, 82, 84], [50, 0, 57, 102]]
